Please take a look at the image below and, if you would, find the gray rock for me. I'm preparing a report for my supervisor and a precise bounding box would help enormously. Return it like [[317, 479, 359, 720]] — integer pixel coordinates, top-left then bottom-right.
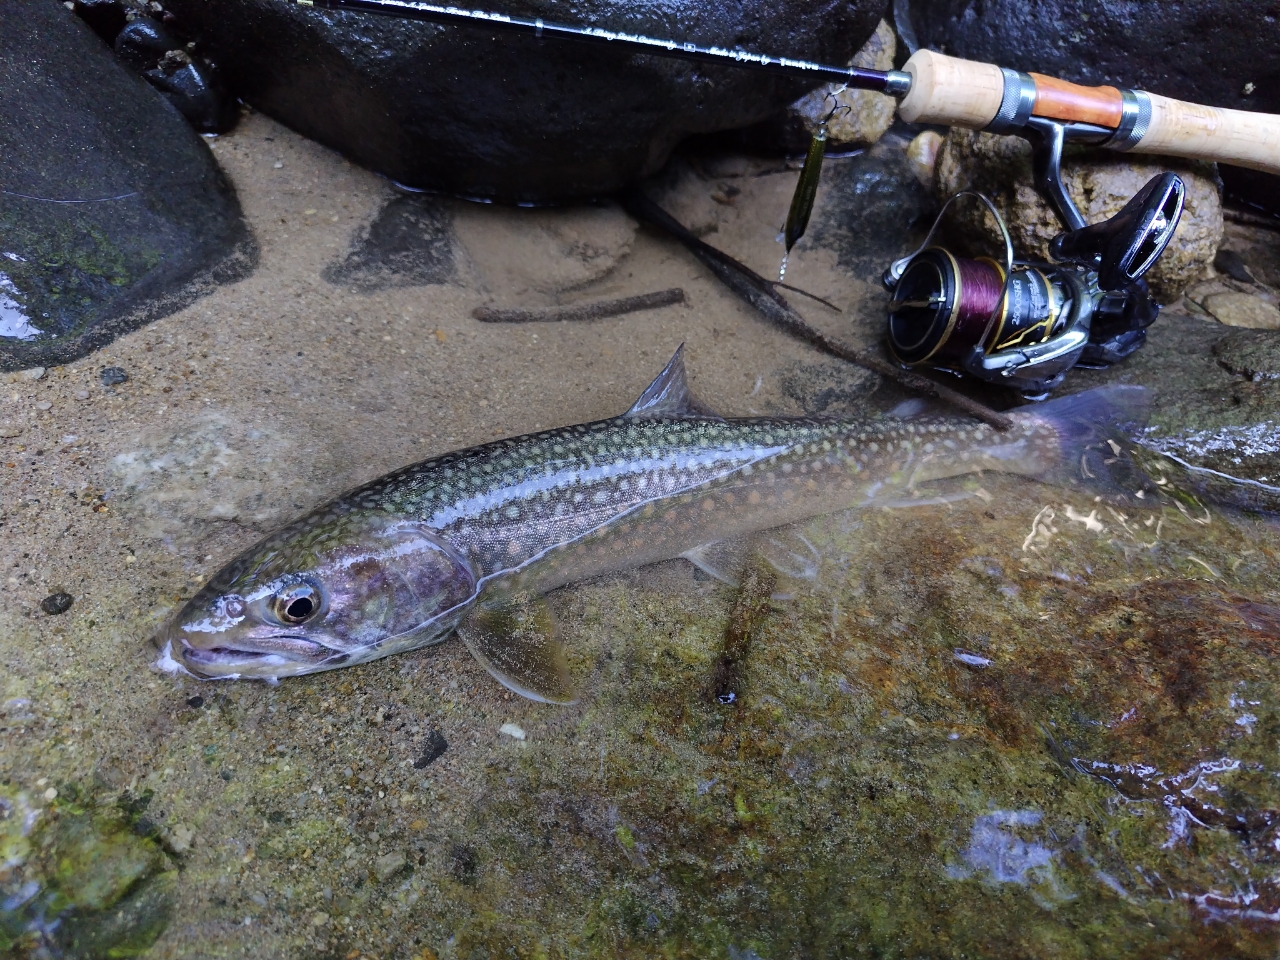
[[160, 0, 887, 203], [903, 0, 1280, 214], [1202, 293, 1280, 330], [0, 0, 255, 372]]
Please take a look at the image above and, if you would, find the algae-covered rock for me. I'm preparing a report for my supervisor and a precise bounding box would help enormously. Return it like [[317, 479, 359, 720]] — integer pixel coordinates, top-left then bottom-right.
[[0, 784, 173, 959], [0, 0, 254, 372], [933, 128, 1222, 304]]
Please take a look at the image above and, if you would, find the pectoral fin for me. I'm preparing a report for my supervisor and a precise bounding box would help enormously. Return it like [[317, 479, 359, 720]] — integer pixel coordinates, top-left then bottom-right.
[[458, 593, 576, 704]]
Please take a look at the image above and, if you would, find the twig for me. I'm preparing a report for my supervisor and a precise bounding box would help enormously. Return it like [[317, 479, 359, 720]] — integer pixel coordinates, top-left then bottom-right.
[[770, 281, 842, 312], [707, 561, 776, 705], [473, 288, 685, 324], [624, 191, 1014, 431]]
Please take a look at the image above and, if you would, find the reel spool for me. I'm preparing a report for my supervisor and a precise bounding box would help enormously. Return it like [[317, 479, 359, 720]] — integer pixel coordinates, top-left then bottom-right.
[[883, 173, 1185, 398]]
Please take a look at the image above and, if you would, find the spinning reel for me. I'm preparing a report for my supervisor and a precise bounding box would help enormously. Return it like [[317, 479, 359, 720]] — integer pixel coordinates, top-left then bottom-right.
[[883, 119, 1186, 398]]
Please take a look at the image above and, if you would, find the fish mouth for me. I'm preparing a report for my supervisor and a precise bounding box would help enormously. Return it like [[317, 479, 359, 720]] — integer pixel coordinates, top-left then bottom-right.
[[166, 633, 346, 679]]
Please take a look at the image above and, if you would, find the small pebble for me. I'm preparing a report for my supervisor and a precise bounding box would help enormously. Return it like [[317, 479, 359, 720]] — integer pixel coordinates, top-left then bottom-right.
[[74, 390, 91, 401], [273, 161, 284, 169], [373, 851, 406, 882], [43, 787, 58, 801], [499, 722, 526, 740], [100, 366, 130, 386], [40, 592, 74, 615], [16, 366, 45, 382], [311, 912, 329, 926], [0, 425, 21, 439], [34, 401, 52, 411], [187, 695, 205, 708]]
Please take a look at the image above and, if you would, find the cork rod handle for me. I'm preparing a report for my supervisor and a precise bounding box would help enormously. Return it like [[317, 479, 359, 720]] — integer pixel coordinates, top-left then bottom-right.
[[898, 50, 1280, 176]]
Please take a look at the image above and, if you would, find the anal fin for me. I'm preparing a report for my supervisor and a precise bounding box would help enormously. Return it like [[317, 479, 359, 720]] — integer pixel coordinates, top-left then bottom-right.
[[458, 593, 576, 704]]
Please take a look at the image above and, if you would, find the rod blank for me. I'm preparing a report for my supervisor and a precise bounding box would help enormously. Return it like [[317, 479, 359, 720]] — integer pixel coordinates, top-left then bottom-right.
[[292, 0, 898, 90]]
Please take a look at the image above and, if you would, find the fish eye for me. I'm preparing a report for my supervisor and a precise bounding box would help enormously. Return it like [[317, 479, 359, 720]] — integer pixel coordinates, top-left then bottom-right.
[[273, 582, 322, 625]]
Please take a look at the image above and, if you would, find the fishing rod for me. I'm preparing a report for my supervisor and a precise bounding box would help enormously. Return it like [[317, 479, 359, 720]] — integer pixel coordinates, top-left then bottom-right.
[[292, 0, 1279, 180], [289, 0, 1280, 397]]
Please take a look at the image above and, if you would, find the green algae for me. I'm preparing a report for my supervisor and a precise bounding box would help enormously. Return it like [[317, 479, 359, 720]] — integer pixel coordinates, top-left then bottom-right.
[[0, 783, 173, 959]]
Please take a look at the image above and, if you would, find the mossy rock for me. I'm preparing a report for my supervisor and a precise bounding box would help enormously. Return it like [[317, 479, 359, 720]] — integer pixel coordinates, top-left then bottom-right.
[[0, 0, 255, 372]]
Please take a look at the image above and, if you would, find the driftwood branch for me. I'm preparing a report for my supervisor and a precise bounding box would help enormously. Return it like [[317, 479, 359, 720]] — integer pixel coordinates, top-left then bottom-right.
[[473, 288, 685, 324], [624, 191, 1014, 431]]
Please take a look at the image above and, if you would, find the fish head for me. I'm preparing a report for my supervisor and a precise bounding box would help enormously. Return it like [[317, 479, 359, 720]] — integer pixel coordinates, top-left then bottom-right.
[[158, 510, 477, 680]]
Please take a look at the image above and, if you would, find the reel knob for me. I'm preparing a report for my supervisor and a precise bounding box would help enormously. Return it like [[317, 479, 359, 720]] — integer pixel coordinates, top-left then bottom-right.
[[1048, 172, 1185, 291]]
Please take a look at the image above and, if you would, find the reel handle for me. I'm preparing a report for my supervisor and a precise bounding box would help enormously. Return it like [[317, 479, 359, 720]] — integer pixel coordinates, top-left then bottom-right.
[[897, 50, 1280, 176]]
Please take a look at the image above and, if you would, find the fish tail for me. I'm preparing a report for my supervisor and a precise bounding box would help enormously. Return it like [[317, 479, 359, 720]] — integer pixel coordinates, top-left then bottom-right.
[[1013, 384, 1152, 488]]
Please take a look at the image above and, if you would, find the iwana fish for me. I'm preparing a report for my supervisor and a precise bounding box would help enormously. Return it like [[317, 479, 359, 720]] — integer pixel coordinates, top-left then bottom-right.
[[155, 346, 1149, 701]]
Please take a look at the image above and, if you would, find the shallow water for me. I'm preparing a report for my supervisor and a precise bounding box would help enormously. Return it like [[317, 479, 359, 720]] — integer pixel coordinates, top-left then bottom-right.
[[3, 116, 1280, 958]]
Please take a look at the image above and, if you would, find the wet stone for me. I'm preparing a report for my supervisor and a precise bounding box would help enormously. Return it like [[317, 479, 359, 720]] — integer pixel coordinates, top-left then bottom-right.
[[186, 695, 204, 708], [0, 0, 254, 371], [100, 365, 129, 385], [40, 592, 74, 615], [161, 0, 887, 203], [805, 131, 936, 279], [0, 783, 173, 958], [1215, 249, 1258, 285], [113, 16, 178, 73], [144, 51, 237, 134]]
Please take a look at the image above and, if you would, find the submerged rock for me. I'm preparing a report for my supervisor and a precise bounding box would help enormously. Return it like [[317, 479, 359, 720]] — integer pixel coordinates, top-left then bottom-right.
[[160, 0, 887, 203], [932, 128, 1222, 303], [0, 784, 173, 959], [0, 0, 254, 372]]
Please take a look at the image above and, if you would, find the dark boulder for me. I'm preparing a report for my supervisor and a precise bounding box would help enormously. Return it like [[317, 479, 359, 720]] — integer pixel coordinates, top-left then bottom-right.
[[0, 0, 255, 372], [160, 0, 887, 204], [902, 0, 1280, 213]]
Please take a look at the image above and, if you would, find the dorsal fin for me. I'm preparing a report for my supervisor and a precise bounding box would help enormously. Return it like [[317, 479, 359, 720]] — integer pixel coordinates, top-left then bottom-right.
[[625, 344, 722, 420]]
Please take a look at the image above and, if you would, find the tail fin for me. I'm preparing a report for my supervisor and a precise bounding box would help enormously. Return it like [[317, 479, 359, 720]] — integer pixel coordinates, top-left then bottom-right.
[[1013, 384, 1153, 490]]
